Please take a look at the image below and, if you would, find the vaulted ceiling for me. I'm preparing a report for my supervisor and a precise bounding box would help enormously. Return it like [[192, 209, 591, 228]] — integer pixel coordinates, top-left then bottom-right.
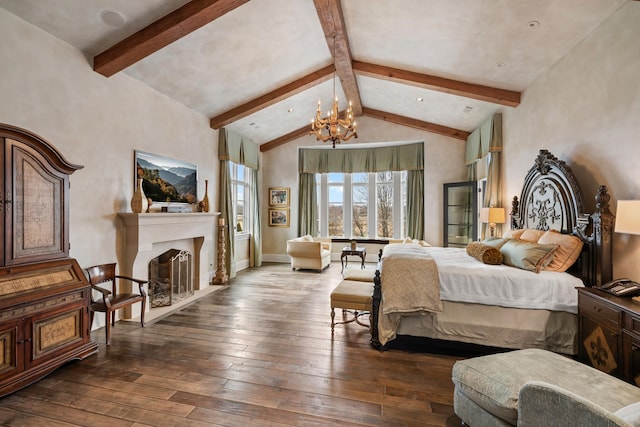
[[0, 0, 630, 151]]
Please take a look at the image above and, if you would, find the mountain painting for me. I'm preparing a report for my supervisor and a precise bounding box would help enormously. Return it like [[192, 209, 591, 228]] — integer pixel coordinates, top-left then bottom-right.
[[135, 151, 197, 204]]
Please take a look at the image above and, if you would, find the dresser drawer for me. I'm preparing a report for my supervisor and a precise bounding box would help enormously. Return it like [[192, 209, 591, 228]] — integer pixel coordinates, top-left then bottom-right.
[[579, 292, 620, 328]]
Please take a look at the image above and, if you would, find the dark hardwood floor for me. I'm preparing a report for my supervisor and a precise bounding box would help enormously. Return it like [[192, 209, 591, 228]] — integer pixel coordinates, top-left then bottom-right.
[[0, 262, 466, 426]]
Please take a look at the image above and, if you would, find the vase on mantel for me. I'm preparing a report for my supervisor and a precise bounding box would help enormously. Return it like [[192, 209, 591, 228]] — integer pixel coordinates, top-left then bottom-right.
[[131, 178, 148, 213], [199, 179, 210, 213]]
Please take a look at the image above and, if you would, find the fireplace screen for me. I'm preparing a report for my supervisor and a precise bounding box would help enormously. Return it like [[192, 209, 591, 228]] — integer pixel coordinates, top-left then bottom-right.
[[148, 249, 193, 308]]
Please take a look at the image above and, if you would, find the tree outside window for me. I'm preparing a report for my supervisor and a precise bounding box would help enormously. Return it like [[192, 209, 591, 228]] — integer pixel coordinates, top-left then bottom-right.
[[376, 171, 393, 238]]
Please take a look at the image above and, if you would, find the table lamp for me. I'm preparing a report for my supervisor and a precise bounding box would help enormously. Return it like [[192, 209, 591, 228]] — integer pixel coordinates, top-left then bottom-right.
[[615, 200, 640, 235], [480, 207, 506, 237]]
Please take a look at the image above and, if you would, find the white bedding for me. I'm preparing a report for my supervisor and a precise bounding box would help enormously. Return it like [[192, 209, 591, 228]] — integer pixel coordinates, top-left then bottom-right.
[[426, 246, 584, 313]]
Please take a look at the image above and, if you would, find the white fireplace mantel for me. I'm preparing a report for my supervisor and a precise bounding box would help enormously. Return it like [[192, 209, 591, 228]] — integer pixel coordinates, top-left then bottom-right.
[[117, 212, 219, 319]]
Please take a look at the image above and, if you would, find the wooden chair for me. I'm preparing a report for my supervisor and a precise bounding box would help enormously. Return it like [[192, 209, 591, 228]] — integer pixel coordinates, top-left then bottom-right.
[[85, 263, 147, 346]]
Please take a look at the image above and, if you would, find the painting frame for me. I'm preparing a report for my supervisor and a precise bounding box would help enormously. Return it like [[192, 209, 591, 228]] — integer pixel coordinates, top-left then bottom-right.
[[269, 208, 290, 227], [269, 187, 290, 207], [135, 150, 197, 207]]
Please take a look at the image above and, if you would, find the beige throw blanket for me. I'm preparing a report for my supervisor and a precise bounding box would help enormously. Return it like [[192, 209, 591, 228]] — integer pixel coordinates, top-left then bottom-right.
[[379, 244, 443, 345]]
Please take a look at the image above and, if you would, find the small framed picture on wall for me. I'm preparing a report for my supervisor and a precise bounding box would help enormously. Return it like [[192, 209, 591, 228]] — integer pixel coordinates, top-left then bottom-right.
[[269, 208, 290, 227], [269, 187, 289, 207]]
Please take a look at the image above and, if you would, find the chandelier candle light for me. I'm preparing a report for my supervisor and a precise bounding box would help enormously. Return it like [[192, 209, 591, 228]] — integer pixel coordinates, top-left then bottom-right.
[[310, 35, 358, 148]]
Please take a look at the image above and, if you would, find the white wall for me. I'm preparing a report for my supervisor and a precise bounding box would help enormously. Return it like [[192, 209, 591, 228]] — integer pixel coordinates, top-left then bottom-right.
[[261, 115, 467, 261], [0, 10, 219, 285], [502, 2, 640, 281]]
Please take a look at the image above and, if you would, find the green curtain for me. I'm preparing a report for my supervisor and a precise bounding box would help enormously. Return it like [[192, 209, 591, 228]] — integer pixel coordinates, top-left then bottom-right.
[[218, 159, 236, 278], [249, 167, 262, 267], [406, 169, 424, 239], [218, 128, 261, 278], [297, 172, 317, 236], [299, 142, 423, 173]]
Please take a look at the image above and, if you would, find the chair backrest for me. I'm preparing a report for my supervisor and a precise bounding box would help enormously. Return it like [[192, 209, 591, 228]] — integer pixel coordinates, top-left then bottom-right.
[[86, 263, 117, 294]]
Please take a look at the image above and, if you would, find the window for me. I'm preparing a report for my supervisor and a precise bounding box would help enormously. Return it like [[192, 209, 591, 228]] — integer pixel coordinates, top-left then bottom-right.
[[229, 162, 251, 233], [317, 171, 406, 239], [352, 173, 369, 237], [328, 173, 344, 237]]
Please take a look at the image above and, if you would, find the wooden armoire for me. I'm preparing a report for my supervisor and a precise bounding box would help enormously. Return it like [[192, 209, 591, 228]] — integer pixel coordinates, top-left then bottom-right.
[[0, 124, 98, 397]]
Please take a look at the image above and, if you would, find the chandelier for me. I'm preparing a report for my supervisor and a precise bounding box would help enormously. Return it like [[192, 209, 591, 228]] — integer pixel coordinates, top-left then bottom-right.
[[310, 36, 358, 148]]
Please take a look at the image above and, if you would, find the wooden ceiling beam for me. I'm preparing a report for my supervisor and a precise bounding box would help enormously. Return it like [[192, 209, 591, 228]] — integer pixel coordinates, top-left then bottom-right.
[[93, 0, 248, 77], [260, 125, 311, 152], [353, 61, 521, 107], [313, 0, 362, 116], [210, 65, 335, 129], [362, 107, 470, 141]]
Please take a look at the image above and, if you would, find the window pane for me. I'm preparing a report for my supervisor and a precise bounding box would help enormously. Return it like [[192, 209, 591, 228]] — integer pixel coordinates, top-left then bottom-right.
[[352, 173, 369, 237], [237, 164, 244, 181], [329, 185, 343, 203], [377, 180, 393, 238], [328, 172, 344, 183], [329, 204, 343, 236]]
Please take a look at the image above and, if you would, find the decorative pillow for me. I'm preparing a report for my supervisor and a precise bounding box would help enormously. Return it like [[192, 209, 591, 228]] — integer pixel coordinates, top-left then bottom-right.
[[466, 242, 504, 265], [503, 229, 526, 239], [520, 229, 546, 242], [500, 239, 559, 273], [614, 401, 640, 426], [482, 237, 509, 249], [300, 235, 314, 242], [418, 240, 431, 247], [538, 230, 584, 272]]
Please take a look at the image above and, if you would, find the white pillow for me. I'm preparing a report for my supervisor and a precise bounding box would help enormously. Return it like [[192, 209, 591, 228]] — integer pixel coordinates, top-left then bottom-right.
[[614, 401, 640, 426]]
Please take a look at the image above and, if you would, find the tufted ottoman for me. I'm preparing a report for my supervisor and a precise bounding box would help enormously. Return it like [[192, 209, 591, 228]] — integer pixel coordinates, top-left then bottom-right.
[[452, 348, 640, 426]]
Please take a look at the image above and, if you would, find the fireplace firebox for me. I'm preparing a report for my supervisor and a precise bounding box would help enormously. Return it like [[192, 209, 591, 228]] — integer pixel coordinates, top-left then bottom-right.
[[148, 249, 193, 308]]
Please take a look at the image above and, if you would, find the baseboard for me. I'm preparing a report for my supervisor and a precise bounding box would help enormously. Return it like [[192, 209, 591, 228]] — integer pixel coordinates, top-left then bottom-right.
[[262, 254, 290, 263]]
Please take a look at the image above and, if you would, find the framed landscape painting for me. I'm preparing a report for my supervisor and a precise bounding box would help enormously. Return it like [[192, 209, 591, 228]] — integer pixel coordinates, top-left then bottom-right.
[[269, 208, 290, 227], [269, 187, 289, 207], [135, 150, 197, 205]]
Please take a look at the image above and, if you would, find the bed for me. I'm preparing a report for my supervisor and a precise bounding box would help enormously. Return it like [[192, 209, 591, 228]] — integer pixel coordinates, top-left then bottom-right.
[[370, 149, 614, 355]]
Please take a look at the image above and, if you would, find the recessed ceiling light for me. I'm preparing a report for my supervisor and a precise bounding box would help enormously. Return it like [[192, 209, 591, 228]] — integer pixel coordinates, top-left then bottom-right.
[[288, 108, 294, 113], [416, 97, 424, 102], [528, 20, 540, 29], [496, 62, 506, 68], [100, 10, 126, 28]]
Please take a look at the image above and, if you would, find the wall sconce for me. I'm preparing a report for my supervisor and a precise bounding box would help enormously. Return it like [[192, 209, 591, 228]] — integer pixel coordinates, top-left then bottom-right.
[[480, 207, 506, 237]]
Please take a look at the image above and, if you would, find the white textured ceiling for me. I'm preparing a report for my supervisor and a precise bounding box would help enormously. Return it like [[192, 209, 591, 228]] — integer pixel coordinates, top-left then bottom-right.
[[0, 0, 630, 145]]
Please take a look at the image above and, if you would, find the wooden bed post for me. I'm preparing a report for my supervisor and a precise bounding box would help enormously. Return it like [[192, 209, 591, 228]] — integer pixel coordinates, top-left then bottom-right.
[[370, 249, 383, 349]]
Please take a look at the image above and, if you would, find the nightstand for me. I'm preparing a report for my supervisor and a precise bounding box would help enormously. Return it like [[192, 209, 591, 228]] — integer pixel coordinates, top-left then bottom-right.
[[578, 287, 640, 385]]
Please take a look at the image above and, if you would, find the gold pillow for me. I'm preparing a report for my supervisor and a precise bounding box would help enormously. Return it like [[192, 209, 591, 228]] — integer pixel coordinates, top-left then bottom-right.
[[503, 229, 526, 239], [538, 230, 584, 272], [520, 229, 546, 242], [466, 241, 503, 265], [500, 239, 559, 273]]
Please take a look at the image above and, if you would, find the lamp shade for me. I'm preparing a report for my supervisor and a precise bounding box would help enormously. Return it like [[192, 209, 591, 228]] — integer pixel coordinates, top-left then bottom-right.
[[615, 200, 640, 235], [480, 207, 506, 224]]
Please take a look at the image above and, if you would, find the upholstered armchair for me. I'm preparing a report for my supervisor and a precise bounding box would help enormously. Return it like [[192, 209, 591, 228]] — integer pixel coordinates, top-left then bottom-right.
[[286, 235, 331, 272]]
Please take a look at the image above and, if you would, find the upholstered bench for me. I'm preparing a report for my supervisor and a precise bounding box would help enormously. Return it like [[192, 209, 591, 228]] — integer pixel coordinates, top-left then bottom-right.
[[330, 279, 373, 333], [342, 268, 375, 282], [452, 348, 640, 426]]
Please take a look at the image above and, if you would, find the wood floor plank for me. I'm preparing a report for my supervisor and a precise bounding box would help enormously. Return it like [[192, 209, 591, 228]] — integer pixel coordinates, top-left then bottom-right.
[[0, 262, 464, 426]]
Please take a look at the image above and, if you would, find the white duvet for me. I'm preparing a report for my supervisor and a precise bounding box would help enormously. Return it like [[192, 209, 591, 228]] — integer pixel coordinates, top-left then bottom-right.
[[425, 247, 584, 313]]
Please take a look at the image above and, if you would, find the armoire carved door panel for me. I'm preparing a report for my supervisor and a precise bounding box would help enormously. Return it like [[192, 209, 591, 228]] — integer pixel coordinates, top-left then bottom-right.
[[4, 138, 68, 266]]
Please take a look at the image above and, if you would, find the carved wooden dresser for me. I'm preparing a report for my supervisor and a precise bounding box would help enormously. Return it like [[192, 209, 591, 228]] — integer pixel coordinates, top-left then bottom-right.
[[0, 124, 97, 397]]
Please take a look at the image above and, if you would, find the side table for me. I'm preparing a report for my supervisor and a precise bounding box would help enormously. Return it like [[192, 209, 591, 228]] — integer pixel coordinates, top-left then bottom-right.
[[341, 246, 366, 273]]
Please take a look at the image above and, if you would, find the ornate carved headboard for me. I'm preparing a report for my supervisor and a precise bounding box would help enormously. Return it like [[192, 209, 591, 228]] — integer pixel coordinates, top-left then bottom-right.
[[510, 149, 613, 287]]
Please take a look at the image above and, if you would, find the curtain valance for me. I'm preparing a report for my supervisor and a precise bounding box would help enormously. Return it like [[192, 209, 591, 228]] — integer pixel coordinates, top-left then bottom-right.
[[219, 128, 259, 169], [465, 112, 503, 165], [299, 142, 424, 173]]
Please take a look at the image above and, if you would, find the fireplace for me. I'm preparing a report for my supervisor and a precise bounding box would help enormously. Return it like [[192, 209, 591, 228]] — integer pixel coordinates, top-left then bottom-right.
[[117, 212, 218, 321], [149, 249, 193, 308]]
